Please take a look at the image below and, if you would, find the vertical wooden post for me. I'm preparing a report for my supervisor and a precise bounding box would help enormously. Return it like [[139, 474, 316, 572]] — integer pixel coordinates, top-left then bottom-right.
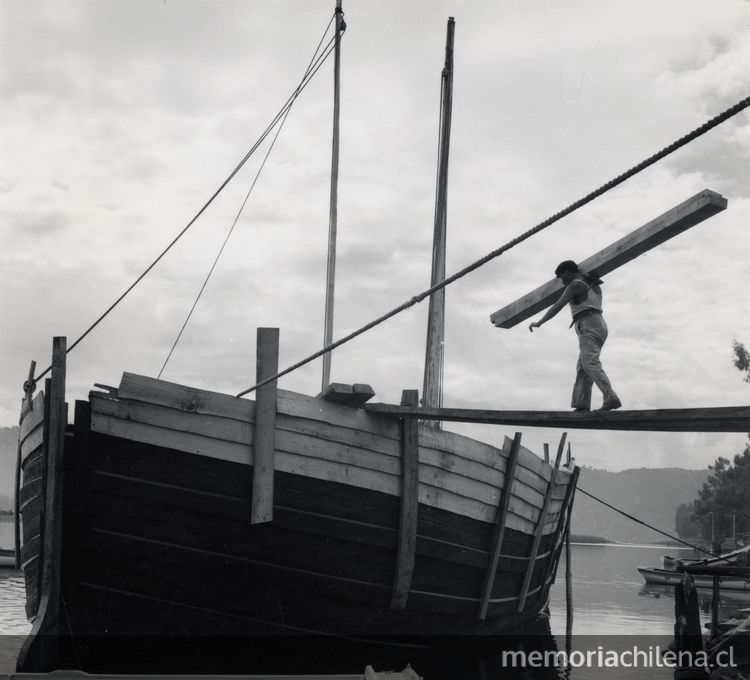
[[674, 574, 704, 656], [710, 574, 720, 637], [710, 539, 721, 638], [543, 443, 550, 464], [18, 337, 66, 671], [478, 431, 522, 620], [541, 465, 580, 594], [391, 389, 419, 610], [517, 432, 566, 613], [251, 328, 279, 524]]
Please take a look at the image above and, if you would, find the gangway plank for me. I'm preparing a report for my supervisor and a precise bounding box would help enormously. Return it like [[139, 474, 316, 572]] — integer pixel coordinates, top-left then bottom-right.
[[364, 403, 750, 432]]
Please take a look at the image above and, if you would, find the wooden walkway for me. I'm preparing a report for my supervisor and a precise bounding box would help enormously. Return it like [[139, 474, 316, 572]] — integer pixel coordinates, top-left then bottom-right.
[[364, 404, 750, 432]]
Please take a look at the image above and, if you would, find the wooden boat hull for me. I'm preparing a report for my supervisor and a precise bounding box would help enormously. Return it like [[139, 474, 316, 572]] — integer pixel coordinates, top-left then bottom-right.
[[638, 566, 750, 591], [16, 364, 577, 673]]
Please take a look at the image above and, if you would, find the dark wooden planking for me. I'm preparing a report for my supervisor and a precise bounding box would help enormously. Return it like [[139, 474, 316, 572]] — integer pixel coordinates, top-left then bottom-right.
[[490, 189, 727, 328], [365, 403, 750, 432], [82, 474, 533, 599]]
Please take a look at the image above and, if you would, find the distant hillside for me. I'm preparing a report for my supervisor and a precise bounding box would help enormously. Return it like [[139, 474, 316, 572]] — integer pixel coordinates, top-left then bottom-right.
[[0, 427, 18, 510], [571, 466, 709, 544]]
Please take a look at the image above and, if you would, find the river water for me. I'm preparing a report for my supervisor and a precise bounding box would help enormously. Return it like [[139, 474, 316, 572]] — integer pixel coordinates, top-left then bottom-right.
[[1, 520, 747, 678]]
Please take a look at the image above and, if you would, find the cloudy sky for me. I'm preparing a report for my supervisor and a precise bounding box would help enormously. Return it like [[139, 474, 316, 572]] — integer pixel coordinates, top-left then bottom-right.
[[1, 0, 748, 473]]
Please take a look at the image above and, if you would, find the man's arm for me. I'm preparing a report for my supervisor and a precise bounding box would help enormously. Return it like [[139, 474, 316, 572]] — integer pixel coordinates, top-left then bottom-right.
[[528, 280, 587, 332]]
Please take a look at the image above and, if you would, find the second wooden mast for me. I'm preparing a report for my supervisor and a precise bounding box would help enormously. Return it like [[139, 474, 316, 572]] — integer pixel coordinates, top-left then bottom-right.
[[422, 17, 455, 424]]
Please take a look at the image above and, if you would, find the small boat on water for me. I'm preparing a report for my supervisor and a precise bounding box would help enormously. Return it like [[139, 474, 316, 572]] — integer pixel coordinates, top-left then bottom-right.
[[0, 547, 15, 568], [638, 546, 750, 591]]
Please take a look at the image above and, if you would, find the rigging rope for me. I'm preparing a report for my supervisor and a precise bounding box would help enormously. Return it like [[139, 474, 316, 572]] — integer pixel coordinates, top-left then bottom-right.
[[157, 15, 340, 378], [237, 94, 750, 397], [32, 13, 343, 386], [578, 486, 722, 558]]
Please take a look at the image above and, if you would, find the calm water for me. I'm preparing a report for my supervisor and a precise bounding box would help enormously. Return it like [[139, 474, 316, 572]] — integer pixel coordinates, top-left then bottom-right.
[[1, 522, 747, 678]]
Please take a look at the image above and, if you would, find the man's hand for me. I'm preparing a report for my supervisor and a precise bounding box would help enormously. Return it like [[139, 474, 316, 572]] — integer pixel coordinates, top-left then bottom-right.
[[529, 321, 541, 332]]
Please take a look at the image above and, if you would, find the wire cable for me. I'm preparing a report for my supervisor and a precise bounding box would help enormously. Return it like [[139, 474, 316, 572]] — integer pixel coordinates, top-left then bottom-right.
[[578, 486, 721, 558], [237, 94, 750, 396], [33, 15, 343, 386], [158, 17, 339, 378]]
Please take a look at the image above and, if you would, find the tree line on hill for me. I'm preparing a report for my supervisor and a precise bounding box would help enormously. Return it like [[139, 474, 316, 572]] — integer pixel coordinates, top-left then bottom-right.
[[674, 341, 750, 546]]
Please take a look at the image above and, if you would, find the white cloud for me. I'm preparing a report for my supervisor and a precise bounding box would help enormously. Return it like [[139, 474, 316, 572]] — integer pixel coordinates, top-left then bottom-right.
[[1, 0, 749, 474]]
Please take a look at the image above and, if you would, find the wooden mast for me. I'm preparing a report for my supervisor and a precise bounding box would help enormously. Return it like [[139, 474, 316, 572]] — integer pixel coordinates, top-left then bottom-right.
[[322, 0, 344, 390], [422, 17, 455, 424]]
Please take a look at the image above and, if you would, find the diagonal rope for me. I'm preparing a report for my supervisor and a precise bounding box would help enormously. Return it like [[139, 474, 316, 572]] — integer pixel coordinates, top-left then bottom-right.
[[157, 17, 339, 378], [33, 14, 343, 386], [578, 487, 721, 558], [237, 95, 750, 397]]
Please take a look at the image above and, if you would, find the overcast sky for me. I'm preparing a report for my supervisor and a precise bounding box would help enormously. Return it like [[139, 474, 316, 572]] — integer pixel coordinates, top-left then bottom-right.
[[1, 0, 748, 473]]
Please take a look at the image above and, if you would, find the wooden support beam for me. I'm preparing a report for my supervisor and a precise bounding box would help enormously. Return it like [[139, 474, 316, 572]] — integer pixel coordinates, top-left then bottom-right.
[[477, 432, 522, 620], [363, 403, 750, 432], [251, 328, 279, 524], [518, 433, 566, 613], [317, 382, 375, 407], [15, 360, 37, 570], [490, 189, 727, 328], [391, 389, 420, 611], [541, 465, 580, 594], [17, 338, 66, 671]]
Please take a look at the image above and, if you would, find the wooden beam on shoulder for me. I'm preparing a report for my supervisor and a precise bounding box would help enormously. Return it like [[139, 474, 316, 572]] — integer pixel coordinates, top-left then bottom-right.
[[490, 189, 727, 328], [363, 403, 750, 432]]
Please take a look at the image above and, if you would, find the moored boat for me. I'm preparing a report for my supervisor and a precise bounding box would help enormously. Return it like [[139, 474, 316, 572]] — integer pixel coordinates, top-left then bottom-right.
[[638, 546, 750, 591], [0, 547, 15, 568], [638, 566, 750, 591]]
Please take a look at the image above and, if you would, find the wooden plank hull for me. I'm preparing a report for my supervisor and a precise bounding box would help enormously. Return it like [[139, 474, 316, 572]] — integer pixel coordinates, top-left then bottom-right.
[[17, 373, 578, 673]]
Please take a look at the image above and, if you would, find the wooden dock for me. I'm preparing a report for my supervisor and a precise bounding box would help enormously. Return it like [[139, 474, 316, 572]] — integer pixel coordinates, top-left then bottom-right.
[[364, 404, 750, 432]]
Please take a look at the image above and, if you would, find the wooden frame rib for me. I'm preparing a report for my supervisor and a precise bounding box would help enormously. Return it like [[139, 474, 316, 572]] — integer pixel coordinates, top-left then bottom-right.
[[477, 432, 522, 620], [390, 389, 419, 610], [517, 432, 566, 613]]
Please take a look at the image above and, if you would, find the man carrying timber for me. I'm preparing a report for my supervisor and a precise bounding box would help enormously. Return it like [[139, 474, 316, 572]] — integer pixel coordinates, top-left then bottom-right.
[[528, 260, 622, 412]]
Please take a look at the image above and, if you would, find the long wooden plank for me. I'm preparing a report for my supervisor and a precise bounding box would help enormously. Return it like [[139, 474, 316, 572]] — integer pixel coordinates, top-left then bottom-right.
[[517, 433, 566, 613], [478, 432, 522, 620], [117, 372, 400, 440], [365, 403, 750, 432], [490, 189, 727, 327], [390, 390, 420, 610], [251, 328, 278, 524], [90, 391, 556, 528]]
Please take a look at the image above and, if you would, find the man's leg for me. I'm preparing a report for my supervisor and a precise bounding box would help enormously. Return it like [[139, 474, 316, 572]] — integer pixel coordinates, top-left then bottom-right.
[[571, 352, 593, 410], [577, 317, 620, 408]]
